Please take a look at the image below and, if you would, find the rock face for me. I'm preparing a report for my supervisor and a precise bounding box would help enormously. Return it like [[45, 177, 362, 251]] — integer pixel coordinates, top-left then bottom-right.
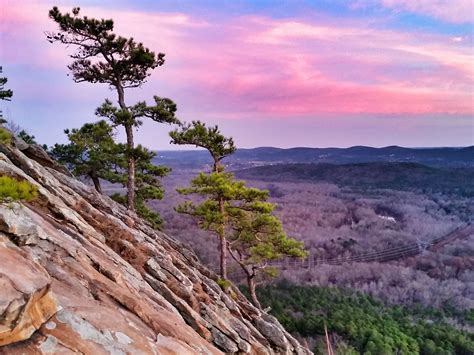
[[0, 140, 311, 354]]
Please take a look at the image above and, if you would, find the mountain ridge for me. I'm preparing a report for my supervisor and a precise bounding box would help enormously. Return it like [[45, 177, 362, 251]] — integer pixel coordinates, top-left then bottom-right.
[[155, 146, 474, 169], [234, 162, 474, 197]]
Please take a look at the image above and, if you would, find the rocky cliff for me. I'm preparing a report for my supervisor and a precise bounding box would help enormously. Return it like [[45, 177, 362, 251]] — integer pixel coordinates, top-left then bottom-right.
[[0, 139, 311, 354]]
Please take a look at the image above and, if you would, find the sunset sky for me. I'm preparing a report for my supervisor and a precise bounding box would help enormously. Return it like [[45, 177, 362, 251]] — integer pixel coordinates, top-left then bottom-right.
[[1, 0, 473, 148]]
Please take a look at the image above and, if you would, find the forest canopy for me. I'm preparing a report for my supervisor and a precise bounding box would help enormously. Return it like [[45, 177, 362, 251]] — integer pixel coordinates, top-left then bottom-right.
[[254, 282, 474, 355]]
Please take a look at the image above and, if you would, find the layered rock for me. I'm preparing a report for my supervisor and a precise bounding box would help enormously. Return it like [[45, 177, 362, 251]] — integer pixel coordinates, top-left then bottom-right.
[[0, 140, 311, 354]]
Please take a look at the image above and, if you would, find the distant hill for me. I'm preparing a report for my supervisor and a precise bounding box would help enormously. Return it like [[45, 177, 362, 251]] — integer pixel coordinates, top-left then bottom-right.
[[232, 146, 474, 167], [155, 146, 474, 169], [235, 162, 474, 197]]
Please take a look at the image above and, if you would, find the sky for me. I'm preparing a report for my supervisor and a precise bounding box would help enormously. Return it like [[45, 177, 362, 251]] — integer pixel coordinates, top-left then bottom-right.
[[0, 0, 473, 149]]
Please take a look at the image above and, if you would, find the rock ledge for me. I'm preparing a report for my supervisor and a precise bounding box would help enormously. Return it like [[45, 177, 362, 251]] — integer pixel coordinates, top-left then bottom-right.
[[0, 141, 311, 354]]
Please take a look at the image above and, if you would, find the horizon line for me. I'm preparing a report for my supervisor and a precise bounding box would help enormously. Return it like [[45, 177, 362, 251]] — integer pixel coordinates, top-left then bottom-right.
[[155, 145, 473, 152]]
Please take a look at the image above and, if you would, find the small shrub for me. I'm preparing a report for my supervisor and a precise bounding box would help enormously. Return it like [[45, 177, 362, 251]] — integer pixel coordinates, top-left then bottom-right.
[[217, 278, 233, 291], [0, 176, 38, 203], [0, 127, 12, 145]]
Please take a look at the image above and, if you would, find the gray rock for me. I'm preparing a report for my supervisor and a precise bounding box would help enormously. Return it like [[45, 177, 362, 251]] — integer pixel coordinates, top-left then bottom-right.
[[0, 204, 48, 245], [145, 257, 168, 282], [211, 327, 239, 353], [254, 316, 291, 351]]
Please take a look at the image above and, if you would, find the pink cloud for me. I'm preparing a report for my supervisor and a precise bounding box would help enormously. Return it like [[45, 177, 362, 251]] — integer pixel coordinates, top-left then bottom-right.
[[1, 1, 472, 119], [165, 16, 473, 116]]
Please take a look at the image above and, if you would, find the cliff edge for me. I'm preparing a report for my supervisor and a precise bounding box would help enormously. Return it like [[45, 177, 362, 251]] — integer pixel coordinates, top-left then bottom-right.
[[0, 139, 311, 354]]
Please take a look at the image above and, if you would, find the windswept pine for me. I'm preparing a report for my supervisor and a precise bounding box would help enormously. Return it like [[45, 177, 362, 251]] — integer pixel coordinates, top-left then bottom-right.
[[50, 120, 120, 194], [171, 121, 308, 304], [171, 121, 237, 279], [47, 7, 179, 211], [50, 120, 169, 229], [227, 199, 307, 308]]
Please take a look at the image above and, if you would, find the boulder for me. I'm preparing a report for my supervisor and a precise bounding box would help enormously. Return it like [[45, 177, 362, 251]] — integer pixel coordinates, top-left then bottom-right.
[[0, 236, 58, 347]]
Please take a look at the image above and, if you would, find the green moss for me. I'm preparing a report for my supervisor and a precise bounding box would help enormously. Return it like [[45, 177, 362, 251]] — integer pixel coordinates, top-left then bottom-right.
[[217, 278, 239, 299], [0, 127, 12, 145], [217, 278, 233, 291], [0, 176, 38, 203]]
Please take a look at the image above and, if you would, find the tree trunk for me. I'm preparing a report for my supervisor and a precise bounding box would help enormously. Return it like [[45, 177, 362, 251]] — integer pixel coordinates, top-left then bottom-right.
[[213, 160, 219, 173], [89, 172, 102, 193], [215, 156, 227, 279], [227, 246, 261, 308], [247, 274, 261, 309], [219, 233, 228, 280], [124, 124, 136, 211], [219, 197, 227, 279], [116, 84, 135, 212]]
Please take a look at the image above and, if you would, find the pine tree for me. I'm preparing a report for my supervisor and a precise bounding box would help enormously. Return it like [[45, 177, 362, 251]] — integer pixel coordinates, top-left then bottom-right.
[[51, 120, 167, 228], [47, 7, 179, 211], [49, 120, 120, 193], [171, 121, 236, 279], [17, 130, 37, 145], [170, 121, 235, 172], [0, 66, 13, 137], [110, 145, 169, 229], [227, 194, 308, 308], [0, 66, 13, 103], [171, 121, 307, 301]]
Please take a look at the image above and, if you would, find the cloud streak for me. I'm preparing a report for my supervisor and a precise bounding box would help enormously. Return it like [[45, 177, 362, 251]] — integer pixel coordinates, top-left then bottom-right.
[[377, 0, 473, 24]]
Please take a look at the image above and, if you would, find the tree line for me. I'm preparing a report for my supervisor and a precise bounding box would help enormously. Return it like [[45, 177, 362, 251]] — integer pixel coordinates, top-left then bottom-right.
[[255, 281, 474, 354], [0, 7, 307, 309]]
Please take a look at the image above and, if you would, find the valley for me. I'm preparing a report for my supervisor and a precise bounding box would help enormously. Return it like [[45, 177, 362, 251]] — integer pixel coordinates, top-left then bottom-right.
[[147, 147, 474, 352]]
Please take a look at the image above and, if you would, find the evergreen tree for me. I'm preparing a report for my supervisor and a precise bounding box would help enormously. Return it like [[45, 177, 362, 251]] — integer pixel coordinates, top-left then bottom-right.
[[170, 121, 236, 279], [0, 66, 13, 135], [17, 130, 37, 145], [255, 283, 474, 354], [50, 120, 167, 228], [47, 7, 179, 211], [49, 120, 120, 193], [227, 197, 307, 308], [0, 66, 13, 103], [170, 120, 235, 172], [110, 145, 169, 229], [170, 121, 306, 295]]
